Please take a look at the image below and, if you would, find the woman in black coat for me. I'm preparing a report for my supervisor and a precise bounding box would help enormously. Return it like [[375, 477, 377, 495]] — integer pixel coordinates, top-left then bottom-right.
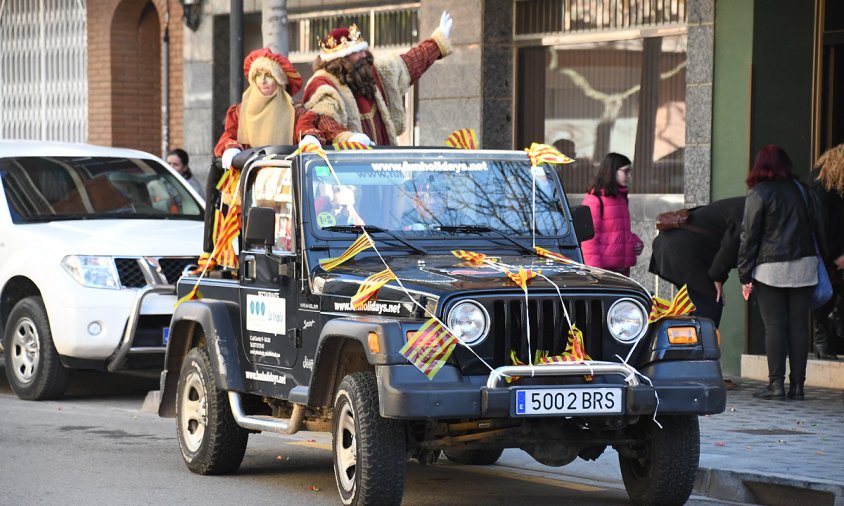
[[649, 196, 745, 327], [738, 145, 825, 400]]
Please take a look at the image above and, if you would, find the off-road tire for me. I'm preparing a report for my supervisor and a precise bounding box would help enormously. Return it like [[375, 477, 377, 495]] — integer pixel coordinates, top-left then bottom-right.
[[332, 371, 406, 506], [3, 296, 69, 400], [619, 415, 700, 506], [176, 347, 248, 475], [443, 448, 504, 465]]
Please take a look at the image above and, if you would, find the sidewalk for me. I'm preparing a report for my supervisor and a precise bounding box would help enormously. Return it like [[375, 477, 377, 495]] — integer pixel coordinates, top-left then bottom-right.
[[495, 378, 844, 505]]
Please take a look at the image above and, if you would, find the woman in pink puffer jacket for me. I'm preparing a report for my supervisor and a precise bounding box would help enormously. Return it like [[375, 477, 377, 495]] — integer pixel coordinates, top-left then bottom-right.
[[581, 153, 644, 276]]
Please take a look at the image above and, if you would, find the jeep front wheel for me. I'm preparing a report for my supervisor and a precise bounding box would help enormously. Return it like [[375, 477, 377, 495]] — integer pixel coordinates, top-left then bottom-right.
[[619, 415, 700, 506], [176, 347, 248, 475], [332, 371, 406, 506], [3, 296, 69, 400]]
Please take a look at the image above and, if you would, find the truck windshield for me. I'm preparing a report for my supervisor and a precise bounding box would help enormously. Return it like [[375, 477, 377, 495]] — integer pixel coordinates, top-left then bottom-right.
[[306, 156, 569, 237], [0, 156, 203, 223]]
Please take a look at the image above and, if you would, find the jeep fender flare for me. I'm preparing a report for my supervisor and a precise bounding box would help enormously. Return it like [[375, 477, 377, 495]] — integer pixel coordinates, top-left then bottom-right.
[[306, 317, 414, 407], [158, 299, 244, 417]]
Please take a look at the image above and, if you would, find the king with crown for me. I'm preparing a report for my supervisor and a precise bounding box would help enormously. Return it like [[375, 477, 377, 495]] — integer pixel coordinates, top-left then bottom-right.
[[296, 12, 453, 147]]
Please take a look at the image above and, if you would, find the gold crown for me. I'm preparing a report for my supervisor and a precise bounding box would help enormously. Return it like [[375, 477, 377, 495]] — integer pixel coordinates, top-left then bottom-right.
[[318, 24, 366, 54]]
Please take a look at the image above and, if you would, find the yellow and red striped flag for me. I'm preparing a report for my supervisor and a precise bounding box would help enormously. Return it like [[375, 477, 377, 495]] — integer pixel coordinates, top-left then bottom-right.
[[319, 234, 373, 271], [290, 142, 328, 160], [524, 142, 574, 167], [538, 327, 593, 380], [506, 267, 539, 292], [535, 246, 575, 264], [216, 167, 241, 197], [400, 318, 459, 379], [351, 268, 397, 309], [189, 252, 218, 275], [452, 250, 496, 265], [214, 204, 242, 269], [332, 141, 372, 151], [174, 283, 202, 309], [648, 284, 696, 323], [445, 128, 478, 150]]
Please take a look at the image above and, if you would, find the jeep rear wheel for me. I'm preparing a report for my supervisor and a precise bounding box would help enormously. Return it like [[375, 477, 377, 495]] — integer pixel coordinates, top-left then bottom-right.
[[176, 347, 248, 475], [3, 296, 69, 400], [443, 448, 504, 465], [619, 415, 700, 506], [333, 371, 406, 506]]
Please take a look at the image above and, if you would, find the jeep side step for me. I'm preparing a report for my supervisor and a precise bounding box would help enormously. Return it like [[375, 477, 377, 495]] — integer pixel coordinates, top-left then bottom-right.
[[227, 392, 305, 434]]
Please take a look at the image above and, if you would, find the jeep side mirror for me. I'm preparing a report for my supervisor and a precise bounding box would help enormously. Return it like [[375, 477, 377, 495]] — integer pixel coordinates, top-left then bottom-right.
[[571, 205, 595, 243], [245, 207, 275, 248]]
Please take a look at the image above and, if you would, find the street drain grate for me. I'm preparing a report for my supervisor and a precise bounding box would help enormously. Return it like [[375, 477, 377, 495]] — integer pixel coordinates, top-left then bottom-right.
[[729, 429, 811, 435]]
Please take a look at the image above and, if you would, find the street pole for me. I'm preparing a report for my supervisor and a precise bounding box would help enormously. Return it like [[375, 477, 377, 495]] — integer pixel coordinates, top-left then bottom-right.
[[230, 0, 244, 105], [262, 0, 289, 55]]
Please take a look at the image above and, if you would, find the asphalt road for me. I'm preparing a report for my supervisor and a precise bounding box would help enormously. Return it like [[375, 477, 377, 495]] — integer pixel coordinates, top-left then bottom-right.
[[0, 365, 731, 505]]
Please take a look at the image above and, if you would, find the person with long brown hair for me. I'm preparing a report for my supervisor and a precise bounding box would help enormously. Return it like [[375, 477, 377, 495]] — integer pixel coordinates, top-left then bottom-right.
[[738, 145, 825, 400]]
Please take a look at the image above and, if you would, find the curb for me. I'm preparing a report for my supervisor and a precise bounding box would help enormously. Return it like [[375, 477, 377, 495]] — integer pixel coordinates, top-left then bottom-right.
[[695, 467, 844, 506]]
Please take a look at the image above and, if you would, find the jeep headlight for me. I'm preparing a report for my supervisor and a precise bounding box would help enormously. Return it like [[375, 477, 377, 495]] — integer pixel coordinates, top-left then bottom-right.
[[607, 298, 648, 343], [61, 255, 120, 289], [446, 300, 489, 346]]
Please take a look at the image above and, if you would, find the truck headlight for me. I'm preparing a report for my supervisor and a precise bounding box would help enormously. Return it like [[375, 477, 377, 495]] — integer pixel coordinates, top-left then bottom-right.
[[607, 298, 648, 343], [446, 300, 489, 346], [61, 255, 121, 289]]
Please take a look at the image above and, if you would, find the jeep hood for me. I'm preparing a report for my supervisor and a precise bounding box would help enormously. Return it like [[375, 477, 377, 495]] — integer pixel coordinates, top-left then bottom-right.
[[318, 253, 645, 297], [14, 219, 203, 256]]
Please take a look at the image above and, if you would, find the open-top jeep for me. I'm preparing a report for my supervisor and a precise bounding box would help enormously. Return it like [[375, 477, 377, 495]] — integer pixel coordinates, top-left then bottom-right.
[[158, 146, 725, 506]]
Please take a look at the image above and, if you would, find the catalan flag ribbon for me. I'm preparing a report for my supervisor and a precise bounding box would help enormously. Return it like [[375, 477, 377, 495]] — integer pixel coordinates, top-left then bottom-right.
[[319, 234, 373, 271], [215, 204, 242, 269], [535, 246, 575, 264], [524, 142, 574, 167], [189, 252, 217, 275], [175, 283, 202, 309], [351, 268, 397, 309], [506, 267, 539, 292], [289, 142, 328, 160], [452, 250, 495, 265], [216, 167, 241, 197], [400, 318, 459, 379], [648, 284, 696, 323], [445, 128, 478, 150], [332, 141, 372, 151]]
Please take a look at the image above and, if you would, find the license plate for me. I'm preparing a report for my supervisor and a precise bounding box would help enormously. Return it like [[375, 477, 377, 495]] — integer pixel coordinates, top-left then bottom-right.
[[515, 387, 623, 416], [162, 327, 170, 346]]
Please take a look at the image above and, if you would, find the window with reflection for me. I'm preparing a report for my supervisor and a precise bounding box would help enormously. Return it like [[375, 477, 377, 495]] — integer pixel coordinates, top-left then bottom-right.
[[517, 35, 687, 194], [249, 165, 294, 252]]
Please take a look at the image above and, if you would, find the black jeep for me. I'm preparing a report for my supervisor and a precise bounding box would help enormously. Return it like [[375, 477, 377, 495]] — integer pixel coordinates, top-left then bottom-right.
[[158, 146, 725, 506]]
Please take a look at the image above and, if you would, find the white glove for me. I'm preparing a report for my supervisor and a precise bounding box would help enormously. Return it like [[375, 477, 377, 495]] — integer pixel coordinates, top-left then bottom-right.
[[439, 11, 453, 39], [348, 132, 375, 146], [221, 148, 241, 169], [299, 135, 320, 148]]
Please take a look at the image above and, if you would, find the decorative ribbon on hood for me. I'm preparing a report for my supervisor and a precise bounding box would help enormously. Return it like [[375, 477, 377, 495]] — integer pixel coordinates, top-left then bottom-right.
[[452, 249, 496, 265], [648, 285, 696, 323], [352, 268, 397, 309], [319, 233, 374, 271]]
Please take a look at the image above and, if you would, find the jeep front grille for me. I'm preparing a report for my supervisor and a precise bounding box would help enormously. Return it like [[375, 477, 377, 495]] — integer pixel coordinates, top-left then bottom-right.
[[490, 297, 606, 366], [115, 256, 198, 288]]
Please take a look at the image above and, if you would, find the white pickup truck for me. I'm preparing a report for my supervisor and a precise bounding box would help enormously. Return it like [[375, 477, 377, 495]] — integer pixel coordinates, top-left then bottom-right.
[[0, 141, 204, 400]]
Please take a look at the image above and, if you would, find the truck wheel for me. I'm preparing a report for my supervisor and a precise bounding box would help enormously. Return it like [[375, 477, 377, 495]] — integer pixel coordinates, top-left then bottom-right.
[[443, 448, 504, 465], [333, 371, 406, 506], [3, 296, 69, 400], [176, 347, 248, 475], [619, 415, 700, 506]]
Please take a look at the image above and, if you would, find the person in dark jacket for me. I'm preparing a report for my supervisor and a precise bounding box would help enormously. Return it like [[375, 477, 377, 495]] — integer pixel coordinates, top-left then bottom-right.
[[649, 196, 745, 328], [811, 143, 844, 360], [738, 145, 825, 400]]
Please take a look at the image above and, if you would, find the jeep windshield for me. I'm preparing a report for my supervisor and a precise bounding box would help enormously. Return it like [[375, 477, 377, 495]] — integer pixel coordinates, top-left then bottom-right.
[[305, 153, 569, 238], [0, 156, 203, 223]]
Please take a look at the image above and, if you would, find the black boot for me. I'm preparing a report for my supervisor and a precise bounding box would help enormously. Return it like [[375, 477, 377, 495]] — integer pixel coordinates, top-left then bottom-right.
[[753, 378, 785, 400], [813, 318, 838, 360], [787, 381, 805, 400]]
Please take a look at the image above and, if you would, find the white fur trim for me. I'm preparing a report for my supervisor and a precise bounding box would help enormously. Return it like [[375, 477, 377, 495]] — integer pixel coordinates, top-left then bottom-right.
[[431, 28, 453, 57], [320, 41, 369, 62], [373, 55, 411, 138], [304, 70, 362, 132]]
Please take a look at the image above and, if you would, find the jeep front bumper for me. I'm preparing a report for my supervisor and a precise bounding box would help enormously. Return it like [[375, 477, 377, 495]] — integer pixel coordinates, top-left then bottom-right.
[[377, 359, 725, 419]]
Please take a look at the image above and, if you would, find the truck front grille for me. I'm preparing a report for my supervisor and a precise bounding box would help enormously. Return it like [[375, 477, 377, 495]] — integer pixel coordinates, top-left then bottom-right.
[[114, 256, 199, 288], [115, 258, 146, 288]]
